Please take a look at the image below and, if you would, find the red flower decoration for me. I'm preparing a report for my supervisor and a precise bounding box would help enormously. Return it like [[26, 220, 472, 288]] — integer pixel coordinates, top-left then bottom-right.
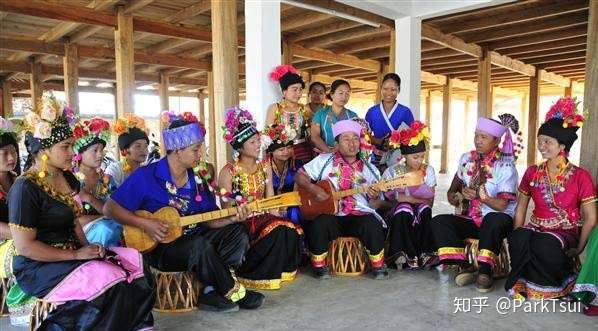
[[269, 65, 299, 82]]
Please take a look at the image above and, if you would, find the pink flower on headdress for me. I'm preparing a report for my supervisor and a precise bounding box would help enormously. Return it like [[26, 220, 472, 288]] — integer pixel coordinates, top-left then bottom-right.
[[545, 97, 585, 128], [222, 107, 255, 143], [269, 65, 299, 82]]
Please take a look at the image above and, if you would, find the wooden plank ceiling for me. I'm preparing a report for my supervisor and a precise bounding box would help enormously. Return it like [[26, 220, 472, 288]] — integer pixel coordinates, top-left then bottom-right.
[[0, 0, 590, 95]]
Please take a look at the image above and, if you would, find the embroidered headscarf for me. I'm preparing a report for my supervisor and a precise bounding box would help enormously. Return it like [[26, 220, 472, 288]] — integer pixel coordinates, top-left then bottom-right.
[[160, 111, 206, 151], [475, 114, 523, 160]]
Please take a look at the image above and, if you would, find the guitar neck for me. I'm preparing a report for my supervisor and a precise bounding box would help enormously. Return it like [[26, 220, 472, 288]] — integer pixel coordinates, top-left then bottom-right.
[[333, 183, 374, 199], [179, 201, 258, 227]]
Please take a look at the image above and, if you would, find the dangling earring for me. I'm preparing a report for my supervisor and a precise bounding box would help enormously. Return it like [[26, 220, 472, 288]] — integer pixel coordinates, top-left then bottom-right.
[[73, 154, 84, 180], [121, 150, 132, 173], [38, 154, 49, 179]]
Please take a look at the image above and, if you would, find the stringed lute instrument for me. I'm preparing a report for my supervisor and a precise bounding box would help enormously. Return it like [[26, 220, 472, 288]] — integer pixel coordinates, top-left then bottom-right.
[[299, 170, 424, 220], [124, 191, 301, 253]]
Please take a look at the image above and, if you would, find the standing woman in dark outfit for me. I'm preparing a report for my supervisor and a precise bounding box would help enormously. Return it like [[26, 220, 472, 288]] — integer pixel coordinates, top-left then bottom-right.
[[365, 73, 414, 169], [8, 96, 155, 330], [307, 82, 326, 115]]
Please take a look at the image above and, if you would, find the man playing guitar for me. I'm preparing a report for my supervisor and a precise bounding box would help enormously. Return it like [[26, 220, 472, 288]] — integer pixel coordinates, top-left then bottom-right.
[[295, 119, 388, 280]]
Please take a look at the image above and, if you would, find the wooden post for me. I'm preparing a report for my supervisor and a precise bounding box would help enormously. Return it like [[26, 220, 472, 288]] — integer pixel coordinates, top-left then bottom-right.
[[464, 95, 471, 148], [425, 90, 432, 164], [440, 80, 452, 174], [389, 29, 396, 73], [374, 69, 384, 103], [282, 40, 293, 65], [527, 72, 540, 166], [477, 49, 492, 118], [158, 71, 169, 155], [207, 71, 216, 164], [211, 0, 239, 170], [564, 81, 573, 97], [114, 5, 135, 118], [198, 91, 205, 124], [63, 41, 79, 111], [580, 0, 598, 182], [1, 81, 13, 118], [29, 57, 43, 108], [158, 71, 170, 111]]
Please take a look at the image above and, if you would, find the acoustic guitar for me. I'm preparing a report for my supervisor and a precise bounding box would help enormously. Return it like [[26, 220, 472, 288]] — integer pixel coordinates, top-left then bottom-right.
[[124, 191, 302, 253], [299, 170, 424, 220]]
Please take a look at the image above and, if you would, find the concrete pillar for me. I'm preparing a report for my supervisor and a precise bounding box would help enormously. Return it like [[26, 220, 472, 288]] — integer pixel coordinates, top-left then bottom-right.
[[244, 0, 281, 128], [394, 16, 421, 119]]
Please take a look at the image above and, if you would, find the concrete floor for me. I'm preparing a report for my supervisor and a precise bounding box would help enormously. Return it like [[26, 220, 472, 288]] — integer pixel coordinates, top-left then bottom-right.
[[2, 173, 596, 330]]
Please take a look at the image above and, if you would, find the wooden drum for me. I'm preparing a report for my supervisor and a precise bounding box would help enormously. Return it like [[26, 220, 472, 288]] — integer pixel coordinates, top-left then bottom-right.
[[151, 269, 199, 313], [328, 237, 368, 276], [464, 238, 510, 278]]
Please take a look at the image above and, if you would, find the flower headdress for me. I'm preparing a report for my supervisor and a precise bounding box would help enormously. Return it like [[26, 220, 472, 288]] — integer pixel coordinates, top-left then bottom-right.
[[114, 113, 148, 136], [72, 117, 111, 155], [160, 110, 206, 151], [545, 96, 584, 128], [538, 97, 585, 153], [222, 106, 259, 150], [261, 123, 297, 154], [389, 120, 430, 153], [270, 65, 305, 91], [0, 117, 19, 141], [23, 94, 77, 150]]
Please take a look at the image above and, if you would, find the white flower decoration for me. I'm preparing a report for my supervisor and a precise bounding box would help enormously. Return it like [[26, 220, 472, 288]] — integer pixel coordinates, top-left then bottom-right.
[[284, 125, 297, 141], [40, 105, 57, 122], [34, 121, 52, 139], [25, 111, 42, 128]]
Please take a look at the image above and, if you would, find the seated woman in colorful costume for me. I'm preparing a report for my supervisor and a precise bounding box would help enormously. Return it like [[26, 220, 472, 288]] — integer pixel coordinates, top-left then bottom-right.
[[104, 111, 264, 312], [381, 121, 437, 269], [72, 117, 122, 247], [0, 117, 20, 281], [8, 96, 154, 330], [262, 123, 303, 225], [296, 119, 388, 280], [105, 114, 149, 186], [506, 97, 597, 300], [265, 65, 314, 163], [219, 107, 303, 290], [310, 79, 358, 153], [431, 114, 521, 293], [365, 73, 414, 169]]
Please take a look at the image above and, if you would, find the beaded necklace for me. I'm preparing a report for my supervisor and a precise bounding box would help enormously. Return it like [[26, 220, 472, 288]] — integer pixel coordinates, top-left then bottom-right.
[[24, 171, 83, 217], [529, 157, 571, 193], [163, 160, 219, 213], [276, 101, 310, 138], [230, 160, 267, 204], [75, 169, 114, 213], [270, 158, 289, 195]]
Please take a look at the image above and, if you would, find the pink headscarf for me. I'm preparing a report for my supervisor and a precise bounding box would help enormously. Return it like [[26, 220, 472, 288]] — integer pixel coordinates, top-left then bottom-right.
[[475, 116, 519, 156], [332, 120, 362, 138]]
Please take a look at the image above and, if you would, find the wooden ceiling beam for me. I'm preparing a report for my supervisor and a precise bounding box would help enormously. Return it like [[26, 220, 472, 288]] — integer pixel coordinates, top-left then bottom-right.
[[422, 60, 478, 72], [519, 51, 586, 65], [543, 59, 587, 70], [297, 0, 395, 29], [329, 36, 390, 54], [287, 21, 361, 43], [310, 73, 378, 90], [421, 24, 482, 57], [538, 69, 572, 87], [294, 61, 335, 71], [293, 45, 381, 72], [0, 36, 211, 71], [301, 26, 385, 48], [421, 48, 464, 60], [353, 47, 390, 60], [421, 71, 447, 86], [512, 45, 587, 60], [489, 51, 535, 76], [460, 11, 588, 44], [282, 12, 330, 31], [441, 1, 588, 34], [421, 54, 476, 66], [0, 0, 234, 43], [499, 36, 587, 56], [488, 25, 587, 49]]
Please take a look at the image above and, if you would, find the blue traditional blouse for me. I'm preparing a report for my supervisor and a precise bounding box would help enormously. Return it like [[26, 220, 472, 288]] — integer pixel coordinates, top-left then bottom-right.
[[365, 101, 414, 165], [271, 160, 303, 224], [110, 157, 218, 233]]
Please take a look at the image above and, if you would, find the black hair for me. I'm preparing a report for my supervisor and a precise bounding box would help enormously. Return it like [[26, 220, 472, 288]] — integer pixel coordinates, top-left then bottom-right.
[[326, 79, 351, 101], [309, 81, 326, 93], [382, 73, 401, 89]]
